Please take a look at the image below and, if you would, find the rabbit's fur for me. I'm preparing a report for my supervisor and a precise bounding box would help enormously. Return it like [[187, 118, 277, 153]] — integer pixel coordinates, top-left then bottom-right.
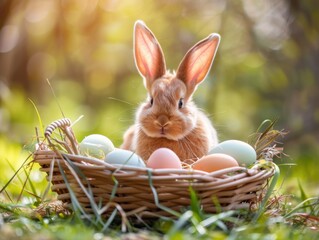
[[121, 20, 220, 162]]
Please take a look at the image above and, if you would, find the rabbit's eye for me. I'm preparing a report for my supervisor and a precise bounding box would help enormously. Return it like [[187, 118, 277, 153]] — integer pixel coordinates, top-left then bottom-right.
[[150, 98, 154, 106], [178, 98, 184, 109]]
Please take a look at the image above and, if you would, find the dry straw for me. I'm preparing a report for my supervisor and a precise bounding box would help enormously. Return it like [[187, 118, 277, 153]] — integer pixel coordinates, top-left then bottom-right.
[[33, 118, 283, 219]]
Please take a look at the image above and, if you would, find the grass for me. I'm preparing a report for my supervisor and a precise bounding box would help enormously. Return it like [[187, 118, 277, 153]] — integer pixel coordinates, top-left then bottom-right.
[[0, 121, 318, 239], [0, 191, 318, 239]]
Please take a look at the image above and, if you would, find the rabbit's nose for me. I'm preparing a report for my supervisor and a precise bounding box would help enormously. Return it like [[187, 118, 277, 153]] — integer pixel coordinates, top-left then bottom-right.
[[156, 115, 169, 126]]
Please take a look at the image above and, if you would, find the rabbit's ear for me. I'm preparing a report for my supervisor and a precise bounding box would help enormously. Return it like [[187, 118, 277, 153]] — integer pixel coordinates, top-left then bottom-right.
[[177, 33, 220, 97], [134, 20, 166, 90]]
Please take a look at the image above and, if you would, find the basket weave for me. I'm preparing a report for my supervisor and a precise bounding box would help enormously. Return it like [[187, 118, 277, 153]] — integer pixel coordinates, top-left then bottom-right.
[[33, 118, 276, 219]]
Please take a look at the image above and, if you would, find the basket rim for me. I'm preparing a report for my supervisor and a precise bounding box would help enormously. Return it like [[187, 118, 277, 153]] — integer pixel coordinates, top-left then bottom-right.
[[33, 148, 276, 178], [33, 149, 276, 195]]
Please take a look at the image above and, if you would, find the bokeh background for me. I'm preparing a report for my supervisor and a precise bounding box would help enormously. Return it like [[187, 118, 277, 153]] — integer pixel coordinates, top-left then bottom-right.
[[0, 0, 318, 196]]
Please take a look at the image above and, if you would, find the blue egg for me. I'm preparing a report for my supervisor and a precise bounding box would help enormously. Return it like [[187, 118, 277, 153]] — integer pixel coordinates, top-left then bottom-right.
[[105, 149, 146, 168]]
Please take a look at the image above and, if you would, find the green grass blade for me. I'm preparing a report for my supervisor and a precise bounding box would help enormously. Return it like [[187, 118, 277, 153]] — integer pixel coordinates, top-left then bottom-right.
[[57, 160, 91, 223], [189, 186, 203, 221], [46, 78, 66, 118], [147, 170, 180, 218], [22, 165, 40, 200], [3, 189, 13, 202], [255, 119, 273, 133], [0, 154, 33, 194], [41, 159, 55, 200], [211, 195, 222, 213], [167, 210, 193, 236], [61, 156, 104, 225], [25, 162, 38, 197], [5, 158, 25, 185], [29, 98, 44, 137], [284, 197, 319, 219], [101, 208, 118, 232], [298, 179, 308, 202], [62, 155, 119, 229], [110, 175, 119, 201], [253, 162, 280, 222], [200, 210, 236, 228]]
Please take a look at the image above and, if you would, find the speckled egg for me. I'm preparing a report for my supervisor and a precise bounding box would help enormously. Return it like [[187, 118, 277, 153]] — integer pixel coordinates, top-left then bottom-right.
[[105, 149, 146, 168], [192, 153, 239, 172], [79, 134, 114, 159], [208, 140, 257, 167], [147, 148, 182, 169]]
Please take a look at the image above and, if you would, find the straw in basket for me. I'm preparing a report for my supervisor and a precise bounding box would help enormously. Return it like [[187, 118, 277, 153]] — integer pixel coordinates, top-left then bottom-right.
[[33, 118, 281, 219]]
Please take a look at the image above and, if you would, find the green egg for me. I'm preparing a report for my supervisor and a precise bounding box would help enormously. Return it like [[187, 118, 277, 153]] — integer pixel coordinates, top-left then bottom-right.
[[105, 149, 146, 168], [208, 140, 257, 167], [79, 134, 115, 159]]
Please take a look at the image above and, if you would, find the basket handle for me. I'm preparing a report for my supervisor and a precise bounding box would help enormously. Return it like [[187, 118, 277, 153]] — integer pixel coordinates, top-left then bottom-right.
[[45, 118, 72, 138], [44, 118, 79, 155]]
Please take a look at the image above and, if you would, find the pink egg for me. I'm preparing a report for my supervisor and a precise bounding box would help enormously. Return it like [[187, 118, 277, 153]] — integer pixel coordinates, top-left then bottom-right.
[[147, 148, 182, 169]]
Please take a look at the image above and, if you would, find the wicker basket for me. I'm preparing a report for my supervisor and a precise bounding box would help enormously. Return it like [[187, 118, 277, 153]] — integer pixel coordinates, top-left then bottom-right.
[[33, 118, 276, 219]]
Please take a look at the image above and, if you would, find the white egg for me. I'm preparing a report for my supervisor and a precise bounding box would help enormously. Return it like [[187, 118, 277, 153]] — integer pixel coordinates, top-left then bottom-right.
[[105, 149, 146, 168], [79, 134, 114, 159], [209, 140, 257, 167]]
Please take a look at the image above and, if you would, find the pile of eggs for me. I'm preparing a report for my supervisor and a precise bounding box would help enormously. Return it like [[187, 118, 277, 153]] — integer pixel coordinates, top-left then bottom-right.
[[79, 134, 257, 173]]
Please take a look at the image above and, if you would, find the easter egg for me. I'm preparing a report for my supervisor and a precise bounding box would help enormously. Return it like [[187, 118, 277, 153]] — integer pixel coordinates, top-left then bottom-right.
[[192, 153, 239, 172], [79, 134, 114, 159], [208, 140, 257, 167], [147, 148, 182, 169], [105, 149, 146, 168]]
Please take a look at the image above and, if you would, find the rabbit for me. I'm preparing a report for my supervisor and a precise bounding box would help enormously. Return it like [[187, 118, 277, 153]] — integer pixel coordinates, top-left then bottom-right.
[[121, 20, 220, 162]]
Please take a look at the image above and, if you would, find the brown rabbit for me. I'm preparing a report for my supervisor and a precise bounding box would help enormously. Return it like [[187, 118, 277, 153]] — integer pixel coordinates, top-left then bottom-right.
[[121, 20, 220, 162]]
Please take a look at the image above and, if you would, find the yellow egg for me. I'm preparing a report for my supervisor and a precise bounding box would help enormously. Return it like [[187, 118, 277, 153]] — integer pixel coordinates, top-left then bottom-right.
[[147, 148, 182, 169], [192, 153, 239, 172]]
